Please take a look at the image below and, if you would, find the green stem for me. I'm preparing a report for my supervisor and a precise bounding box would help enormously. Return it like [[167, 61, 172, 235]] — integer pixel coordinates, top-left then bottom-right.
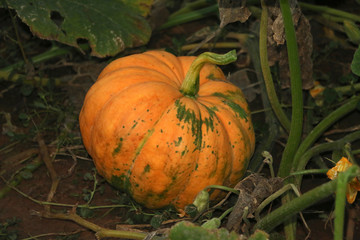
[[0, 157, 43, 199], [292, 96, 360, 175], [294, 130, 360, 187], [169, 0, 212, 18], [205, 184, 239, 195], [219, 207, 234, 221], [334, 83, 360, 95], [45, 212, 149, 240], [181, 41, 243, 51], [159, 4, 218, 30], [4, 0, 28, 64], [299, 2, 360, 22], [255, 184, 294, 221], [334, 165, 356, 240], [276, 1, 304, 238], [0, 43, 89, 85], [245, 32, 279, 173], [290, 168, 328, 176], [259, 0, 291, 133], [180, 50, 237, 96], [277, 0, 303, 178], [253, 165, 360, 233]]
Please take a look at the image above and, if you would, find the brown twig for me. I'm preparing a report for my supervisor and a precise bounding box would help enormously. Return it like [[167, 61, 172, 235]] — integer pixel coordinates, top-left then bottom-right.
[[42, 211, 148, 240], [21, 229, 84, 240], [36, 134, 60, 210], [63, 146, 78, 177], [1, 148, 39, 176], [324, 125, 360, 136]]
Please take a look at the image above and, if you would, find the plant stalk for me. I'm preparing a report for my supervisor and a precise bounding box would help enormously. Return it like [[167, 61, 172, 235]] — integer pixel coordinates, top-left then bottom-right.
[[259, 0, 291, 133], [294, 130, 360, 187], [253, 165, 359, 233], [292, 96, 360, 175], [334, 165, 356, 240], [180, 50, 237, 96], [275, 0, 304, 238], [299, 2, 360, 22]]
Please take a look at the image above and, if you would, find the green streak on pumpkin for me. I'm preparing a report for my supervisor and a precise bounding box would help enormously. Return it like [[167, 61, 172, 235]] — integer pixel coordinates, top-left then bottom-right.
[[207, 73, 216, 80], [181, 145, 188, 157], [131, 120, 138, 129], [112, 137, 123, 157], [175, 99, 202, 150], [144, 164, 150, 173], [202, 105, 217, 132], [135, 128, 155, 156], [174, 137, 182, 147], [213, 91, 248, 121], [111, 174, 131, 193]]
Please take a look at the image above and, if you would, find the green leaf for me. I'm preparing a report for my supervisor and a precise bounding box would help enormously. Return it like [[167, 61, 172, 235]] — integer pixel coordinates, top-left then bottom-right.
[[77, 207, 94, 218], [19, 170, 33, 179], [5, 0, 152, 57], [83, 172, 94, 181], [150, 214, 163, 229], [18, 112, 28, 120], [20, 84, 34, 96], [192, 190, 209, 213], [122, 0, 153, 17], [351, 45, 360, 77], [343, 20, 360, 45], [169, 221, 240, 240], [201, 218, 221, 229], [248, 230, 269, 240]]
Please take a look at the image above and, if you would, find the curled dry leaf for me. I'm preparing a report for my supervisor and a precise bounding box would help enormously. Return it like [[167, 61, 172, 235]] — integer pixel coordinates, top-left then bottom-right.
[[229, 69, 260, 102], [267, 5, 314, 90], [225, 173, 283, 232], [218, 0, 251, 28]]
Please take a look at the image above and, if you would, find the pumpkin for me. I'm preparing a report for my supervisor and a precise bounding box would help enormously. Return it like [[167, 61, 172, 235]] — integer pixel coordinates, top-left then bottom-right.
[[79, 50, 255, 210]]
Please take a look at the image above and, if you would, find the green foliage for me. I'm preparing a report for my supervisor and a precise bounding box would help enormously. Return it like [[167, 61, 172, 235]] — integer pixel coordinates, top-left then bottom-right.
[[0, 217, 20, 240], [3, 0, 152, 57], [193, 190, 210, 213], [343, 20, 360, 45], [169, 221, 240, 240], [168, 221, 270, 240], [351, 45, 360, 76], [150, 214, 164, 229], [77, 207, 95, 218]]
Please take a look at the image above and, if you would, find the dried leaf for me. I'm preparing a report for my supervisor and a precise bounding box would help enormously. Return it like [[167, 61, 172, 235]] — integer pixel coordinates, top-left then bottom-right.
[[218, 0, 251, 28], [267, 5, 314, 89], [226, 174, 283, 231], [229, 69, 260, 102]]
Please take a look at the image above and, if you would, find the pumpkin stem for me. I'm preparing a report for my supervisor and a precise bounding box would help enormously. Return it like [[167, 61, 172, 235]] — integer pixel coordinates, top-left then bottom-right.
[[180, 50, 237, 96]]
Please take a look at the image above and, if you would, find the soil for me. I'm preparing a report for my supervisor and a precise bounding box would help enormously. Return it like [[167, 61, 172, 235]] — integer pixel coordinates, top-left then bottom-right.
[[1, 1, 360, 240]]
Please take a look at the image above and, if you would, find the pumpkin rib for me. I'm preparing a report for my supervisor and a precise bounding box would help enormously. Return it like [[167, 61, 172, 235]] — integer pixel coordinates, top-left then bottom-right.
[[142, 51, 185, 85], [197, 94, 254, 155], [97, 52, 182, 85], [172, 100, 234, 208], [197, 97, 254, 184], [79, 68, 180, 152], [88, 82, 183, 183], [198, 81, 255, 152], [128, 96, 202, 208]]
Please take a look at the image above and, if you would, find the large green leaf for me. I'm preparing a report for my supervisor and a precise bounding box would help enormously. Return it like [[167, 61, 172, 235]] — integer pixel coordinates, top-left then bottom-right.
[[5, 0, 153, 57], [169, 221, 240, 240]]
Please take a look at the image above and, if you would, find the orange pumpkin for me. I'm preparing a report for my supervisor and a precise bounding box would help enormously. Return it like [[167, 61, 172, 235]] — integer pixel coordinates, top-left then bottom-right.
[[79, 50, 255, 210]]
